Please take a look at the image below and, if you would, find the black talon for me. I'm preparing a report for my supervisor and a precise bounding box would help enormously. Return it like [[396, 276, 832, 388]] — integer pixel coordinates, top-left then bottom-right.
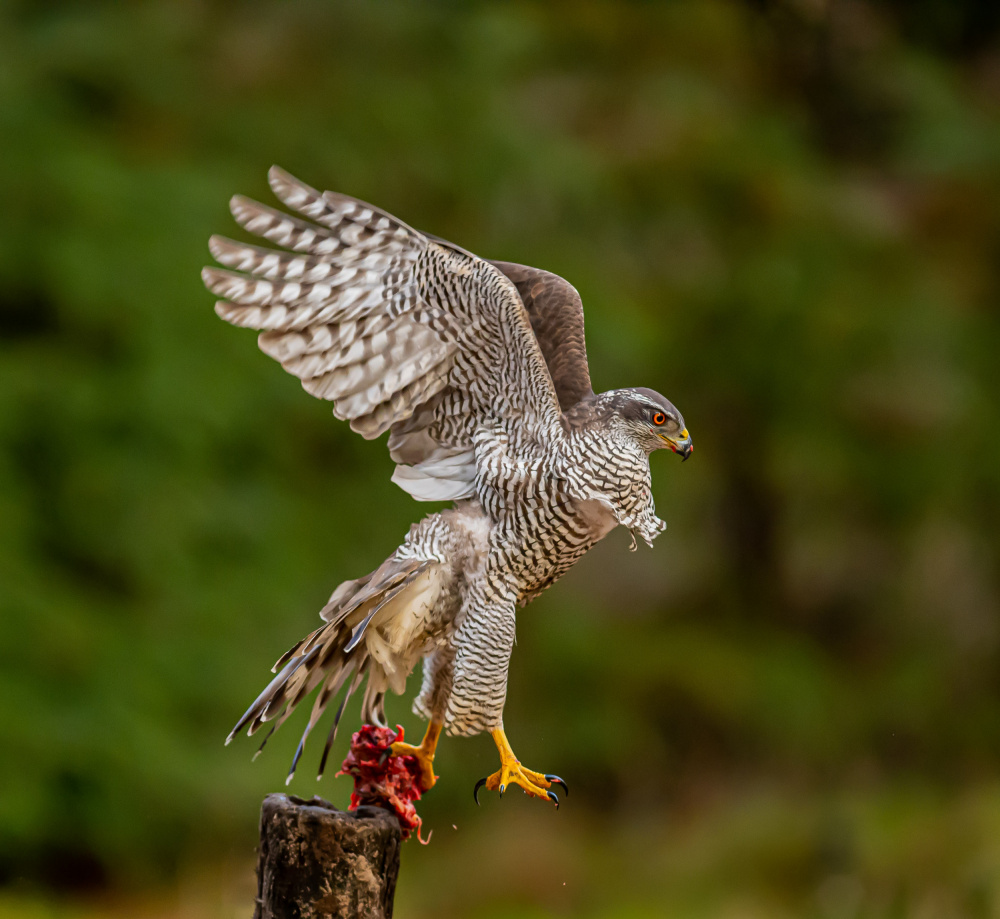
[[499, 783, 505, 798], [473, 777, 487, 806], [547, 790, 560, 809], [545, 774, 569, 796]]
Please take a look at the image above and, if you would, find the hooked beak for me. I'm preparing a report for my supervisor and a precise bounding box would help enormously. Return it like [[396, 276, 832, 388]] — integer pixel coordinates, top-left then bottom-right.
[[660, 427, 693, 461]]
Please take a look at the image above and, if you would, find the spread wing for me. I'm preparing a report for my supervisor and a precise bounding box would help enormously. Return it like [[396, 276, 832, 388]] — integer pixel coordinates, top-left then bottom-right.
[[203, 167, 563, 501]]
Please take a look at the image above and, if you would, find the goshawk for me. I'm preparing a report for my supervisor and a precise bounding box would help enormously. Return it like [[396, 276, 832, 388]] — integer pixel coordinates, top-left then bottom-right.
[[202, 168, 692, 804]]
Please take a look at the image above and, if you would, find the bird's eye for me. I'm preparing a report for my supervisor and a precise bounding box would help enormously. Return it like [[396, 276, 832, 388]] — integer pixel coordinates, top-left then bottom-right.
[[653, 412, 666, 426]]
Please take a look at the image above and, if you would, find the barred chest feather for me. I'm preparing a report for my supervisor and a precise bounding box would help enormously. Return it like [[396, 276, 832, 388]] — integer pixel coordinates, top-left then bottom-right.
[[496, 431, 660, 605]]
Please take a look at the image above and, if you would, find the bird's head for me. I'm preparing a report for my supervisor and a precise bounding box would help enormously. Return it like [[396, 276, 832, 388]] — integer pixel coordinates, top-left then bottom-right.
[[609, 387, 693, 459]]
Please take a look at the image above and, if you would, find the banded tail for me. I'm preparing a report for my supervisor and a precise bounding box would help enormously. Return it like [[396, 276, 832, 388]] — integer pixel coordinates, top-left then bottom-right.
[[226, 554, 440, 783]]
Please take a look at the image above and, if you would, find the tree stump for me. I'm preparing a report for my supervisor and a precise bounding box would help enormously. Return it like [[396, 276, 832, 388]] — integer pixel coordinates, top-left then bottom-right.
[[253, 793, 402, 919]]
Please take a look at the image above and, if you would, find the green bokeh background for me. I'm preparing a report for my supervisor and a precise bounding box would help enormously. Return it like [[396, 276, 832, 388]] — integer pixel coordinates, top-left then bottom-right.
[[2, 1, 999, 916]]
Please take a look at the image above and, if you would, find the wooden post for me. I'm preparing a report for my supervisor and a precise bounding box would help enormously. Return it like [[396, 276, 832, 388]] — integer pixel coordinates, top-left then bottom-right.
[[253, 793, 401, 919]]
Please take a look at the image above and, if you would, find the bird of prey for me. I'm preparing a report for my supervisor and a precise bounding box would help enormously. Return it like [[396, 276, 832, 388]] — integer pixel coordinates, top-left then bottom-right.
[[203, 168, 692, 805]]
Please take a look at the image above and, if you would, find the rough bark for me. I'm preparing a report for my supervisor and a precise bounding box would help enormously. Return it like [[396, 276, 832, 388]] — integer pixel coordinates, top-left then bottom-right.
[[253, 793, 401, 919]]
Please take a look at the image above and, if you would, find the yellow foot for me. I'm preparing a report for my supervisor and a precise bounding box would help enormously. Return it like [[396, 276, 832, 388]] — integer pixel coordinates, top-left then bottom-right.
[[474, 728, 568, 807], [390, 720, 442, 792]]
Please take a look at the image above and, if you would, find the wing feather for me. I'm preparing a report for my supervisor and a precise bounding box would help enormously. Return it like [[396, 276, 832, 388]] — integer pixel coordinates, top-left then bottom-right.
[[205, 167, 564, 497], [491, 261, 593, 411]]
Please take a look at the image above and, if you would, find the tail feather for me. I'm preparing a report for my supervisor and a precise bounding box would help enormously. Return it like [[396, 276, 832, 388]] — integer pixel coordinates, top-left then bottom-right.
[[314, 667, 366, 781], [249, 643, 324, 736], [271, 633, 310, 675], [228, 555, 435, 779], [344, 582, 408, 652], [285, 653, 363, 783], [271, 557, 425, 673], [226, 650, 314, 743], [264, 647, 335, 738], [320, 572, 374, 622], [252, 723, 277, 761]]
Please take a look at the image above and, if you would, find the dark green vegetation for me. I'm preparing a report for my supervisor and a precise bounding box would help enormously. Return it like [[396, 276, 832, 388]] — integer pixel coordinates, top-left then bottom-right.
[[2, 1, 999, 916]]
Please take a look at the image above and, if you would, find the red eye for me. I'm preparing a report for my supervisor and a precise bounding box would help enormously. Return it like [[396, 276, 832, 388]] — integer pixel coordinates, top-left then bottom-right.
[[653, 412, 666, 425]]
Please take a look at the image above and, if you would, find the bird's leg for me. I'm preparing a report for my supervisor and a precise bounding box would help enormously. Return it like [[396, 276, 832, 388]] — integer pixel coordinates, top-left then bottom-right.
[[390, 719, 442, 791], [474, 728, 567, 807]]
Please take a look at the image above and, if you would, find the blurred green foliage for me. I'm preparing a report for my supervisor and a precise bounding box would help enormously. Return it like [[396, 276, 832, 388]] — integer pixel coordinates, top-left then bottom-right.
[[2, 0, 1000, 916]]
